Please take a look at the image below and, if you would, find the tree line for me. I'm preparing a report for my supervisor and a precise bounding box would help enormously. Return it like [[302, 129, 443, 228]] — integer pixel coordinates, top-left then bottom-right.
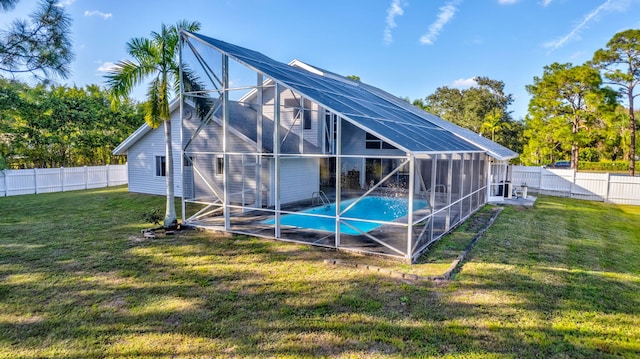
[[0, 79, 143, 169], [410, 29, 639, 175]]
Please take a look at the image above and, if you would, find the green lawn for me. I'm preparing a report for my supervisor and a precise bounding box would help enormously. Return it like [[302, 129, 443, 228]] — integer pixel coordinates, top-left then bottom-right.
[[0, 186, 638, 358]]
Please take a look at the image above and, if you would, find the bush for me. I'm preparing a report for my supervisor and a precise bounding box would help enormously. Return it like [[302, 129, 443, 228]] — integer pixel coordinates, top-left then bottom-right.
[[579, 161, 638, 172], [141, 208, 163, 225]]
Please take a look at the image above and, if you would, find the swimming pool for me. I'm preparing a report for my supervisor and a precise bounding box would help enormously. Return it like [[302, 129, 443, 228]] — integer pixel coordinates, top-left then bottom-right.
[[263, 196, 428, 235]]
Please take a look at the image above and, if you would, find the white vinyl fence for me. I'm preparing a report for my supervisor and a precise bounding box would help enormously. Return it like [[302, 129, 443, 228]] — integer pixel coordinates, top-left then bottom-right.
[[511, 165, 640, 206], [0, 164, 127, 197]]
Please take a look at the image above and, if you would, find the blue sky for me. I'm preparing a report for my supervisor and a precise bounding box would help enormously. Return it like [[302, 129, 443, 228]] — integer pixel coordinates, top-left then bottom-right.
[[2, 0, 640, 120]]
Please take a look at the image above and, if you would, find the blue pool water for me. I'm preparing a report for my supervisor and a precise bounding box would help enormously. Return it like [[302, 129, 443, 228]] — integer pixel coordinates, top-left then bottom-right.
[[263, 196, 428, 235]]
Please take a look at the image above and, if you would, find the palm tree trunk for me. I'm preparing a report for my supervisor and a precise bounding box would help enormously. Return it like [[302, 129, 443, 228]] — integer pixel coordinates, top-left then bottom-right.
[[163, 118, 178, 228]]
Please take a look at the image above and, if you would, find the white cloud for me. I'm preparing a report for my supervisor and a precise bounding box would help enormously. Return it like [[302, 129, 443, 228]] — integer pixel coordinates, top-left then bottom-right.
[[497, 0, 519, 4], [383, 0, 406, 45], [450, 77, 477, 88], [55, 0, 76, 7], [84, 10, 113, 19], [543, 0, 630, 51], [420, 0, 461, 45], [541, 0, 553, 6], [96, 61, 118, 73]]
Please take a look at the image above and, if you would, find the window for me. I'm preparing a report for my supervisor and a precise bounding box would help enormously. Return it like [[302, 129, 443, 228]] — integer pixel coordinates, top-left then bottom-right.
[[216, 157, 224, 176], [285, 98, 312, 130], [155, 156, 166, 177], [365, 133, 396, 150]]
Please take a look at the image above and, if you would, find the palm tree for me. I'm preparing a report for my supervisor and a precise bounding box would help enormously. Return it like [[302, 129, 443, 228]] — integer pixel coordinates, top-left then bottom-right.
[[481, 108, 506, 142], [106, 20, 201, 229]]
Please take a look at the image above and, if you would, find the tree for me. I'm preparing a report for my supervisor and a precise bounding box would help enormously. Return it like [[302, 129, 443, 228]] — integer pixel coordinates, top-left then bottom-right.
[[525, 63, 617, 169], [1, 0, 20, 11], [425, 86, 466, 127], [425, 77, 513, 134], [0, 0, 74, 80], [411, 98, 430, 111], [106, 20, 201, 229], [424, 76, 517, 149], [480, 108, 505, 142], [346, 75, 360, 82], [592, 29, 640, 176], [0, 80, 143, 168]]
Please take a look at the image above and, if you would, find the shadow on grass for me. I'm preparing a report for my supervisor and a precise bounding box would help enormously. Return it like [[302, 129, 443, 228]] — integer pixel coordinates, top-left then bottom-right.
[[0, 190, 638, 357]]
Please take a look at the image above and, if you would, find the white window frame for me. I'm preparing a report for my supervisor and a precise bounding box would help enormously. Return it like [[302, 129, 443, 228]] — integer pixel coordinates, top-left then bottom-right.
[[155, 155, 166, 177]]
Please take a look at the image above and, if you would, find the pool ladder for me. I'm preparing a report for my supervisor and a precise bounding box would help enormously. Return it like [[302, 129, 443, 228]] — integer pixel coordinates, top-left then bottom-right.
[[311, 190, 330, 208]]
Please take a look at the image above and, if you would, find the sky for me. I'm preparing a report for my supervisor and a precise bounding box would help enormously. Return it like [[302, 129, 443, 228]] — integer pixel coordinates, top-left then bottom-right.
[[2, 0, 639, 120]]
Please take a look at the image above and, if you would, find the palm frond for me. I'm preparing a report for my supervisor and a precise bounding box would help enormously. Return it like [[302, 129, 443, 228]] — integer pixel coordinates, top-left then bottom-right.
[[127, 37, 158, 65], [104, 19, 201, 118], [144, 77, 163, 128], [105, 59, 156, 107]]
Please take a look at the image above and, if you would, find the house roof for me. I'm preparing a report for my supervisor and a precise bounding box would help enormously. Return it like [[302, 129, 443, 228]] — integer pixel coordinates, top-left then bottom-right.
[[183, 31, 518, 161]]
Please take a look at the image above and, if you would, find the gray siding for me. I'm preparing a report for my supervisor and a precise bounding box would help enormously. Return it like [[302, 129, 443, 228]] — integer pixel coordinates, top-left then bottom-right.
[[269, 157, 320, 205], [127, 113, 183, 197], [341, 121, 406, 156], [256, 86, 322, 150]]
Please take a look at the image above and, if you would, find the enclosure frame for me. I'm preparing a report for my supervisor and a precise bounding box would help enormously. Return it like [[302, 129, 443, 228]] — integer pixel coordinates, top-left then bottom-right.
[[178, 31, 513, 262]]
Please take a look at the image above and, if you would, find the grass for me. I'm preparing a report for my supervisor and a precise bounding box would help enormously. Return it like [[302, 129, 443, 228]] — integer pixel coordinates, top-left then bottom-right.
[[0, 186, 639, 358]]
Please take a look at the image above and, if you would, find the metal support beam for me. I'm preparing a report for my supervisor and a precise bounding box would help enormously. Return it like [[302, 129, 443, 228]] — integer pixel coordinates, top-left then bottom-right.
[[446, 154, 453, 230], [335, 116, 342, 248], [222, 54, 230, 230], [179, 34, 186, 225], [184, 38, 223, 90], [182, 98, 222, 151], [256, 73, 263, 209], [430, 155, 437, 242], [406, 155, 415, 260], [274, 83, 281, 238], [459, 154, 465, 218]]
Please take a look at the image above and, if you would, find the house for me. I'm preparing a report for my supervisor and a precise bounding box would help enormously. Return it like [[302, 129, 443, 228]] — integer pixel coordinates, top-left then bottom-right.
[[115, 32, 518, 262], [113, 100, 185, 197]]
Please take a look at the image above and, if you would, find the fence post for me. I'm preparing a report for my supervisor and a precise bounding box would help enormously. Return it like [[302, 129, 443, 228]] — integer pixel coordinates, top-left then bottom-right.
[[34, 168, 38, 194], [61, 167, 65, 192], [605, 172, 611, 203], [1, 169, 6, 197], [84, 166, 88, 190], [106, 164, 110, 187], [571, 169, 577, 198]]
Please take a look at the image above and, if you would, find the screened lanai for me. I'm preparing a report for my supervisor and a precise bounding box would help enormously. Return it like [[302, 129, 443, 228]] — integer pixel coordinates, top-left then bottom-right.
[[178, 31, 518, 262]]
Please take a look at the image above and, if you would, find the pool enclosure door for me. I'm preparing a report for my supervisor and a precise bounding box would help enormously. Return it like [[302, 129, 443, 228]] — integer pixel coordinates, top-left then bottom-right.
[[488, 160, 509, 202]]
